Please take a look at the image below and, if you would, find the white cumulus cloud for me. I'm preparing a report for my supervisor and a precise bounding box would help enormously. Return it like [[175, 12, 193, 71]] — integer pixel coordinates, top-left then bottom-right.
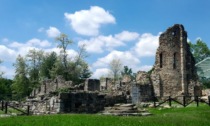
[[115, 31, 139, 41], [138, 65, 153, 72], [0, 45, 17, 62], [91, 50, 141, 78], [0, 65, 15, 78], [27, 38, 52, 47], [133, 33, 159, 57], [93, 50, 140, 68], [78, 35, 124, 53], [65, 6, 115, 36], [0, 37, 78, 79], [5, 38, 52, 62], [9, 38, 51, 48], [78, 31, 139, 53], [91, 68, 110, 79], [90, 32, 160, 78], [46, 26, 61, 38], [45, 47, 78, 61]]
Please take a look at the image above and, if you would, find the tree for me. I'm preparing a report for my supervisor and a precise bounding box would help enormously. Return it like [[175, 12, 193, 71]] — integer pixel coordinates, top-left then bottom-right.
[[189, 39, 210, 63], [40, 51, 57, 79], [69, 44, 90, 82], [74, 44, 88, 70], [121, 66, 132, 76], [26, 49, 44, 88], [56, 33, 73, 80], [78, 61, 92, 79], [121, 66, 136, 80], [12, 55, 30, 99], [50, 56, 65, 79], [0, 78, 13, 100], [109, 58, 123, 83]]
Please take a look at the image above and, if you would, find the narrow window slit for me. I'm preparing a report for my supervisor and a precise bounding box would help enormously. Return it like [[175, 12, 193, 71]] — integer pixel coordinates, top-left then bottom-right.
[[173, 53, 176, 69], [160, 53, 163, 68]]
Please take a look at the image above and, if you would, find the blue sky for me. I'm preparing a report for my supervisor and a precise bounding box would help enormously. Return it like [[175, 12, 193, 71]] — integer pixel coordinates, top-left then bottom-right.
[[0, 0, 210, 79]]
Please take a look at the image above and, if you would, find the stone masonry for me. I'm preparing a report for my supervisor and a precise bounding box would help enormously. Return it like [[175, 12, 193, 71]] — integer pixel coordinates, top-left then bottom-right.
[[151, 24, 201, 97], [84, 79, 100, 91], [28, 77, 128, 114]]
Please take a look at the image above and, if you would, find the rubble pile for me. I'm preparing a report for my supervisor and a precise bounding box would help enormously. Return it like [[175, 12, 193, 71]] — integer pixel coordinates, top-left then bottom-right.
[[102, 103, 152, 116]]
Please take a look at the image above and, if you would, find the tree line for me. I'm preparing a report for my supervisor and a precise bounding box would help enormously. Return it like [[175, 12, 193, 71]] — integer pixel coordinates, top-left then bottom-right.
[[0, 34, 92, 100]]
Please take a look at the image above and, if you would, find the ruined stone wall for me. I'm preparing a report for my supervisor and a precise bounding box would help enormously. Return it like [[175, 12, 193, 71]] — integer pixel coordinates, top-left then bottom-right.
[[134, 71, 154, 102], [84, 79, 100, 91], [28, 77, 129, 114], [60, 92, 105, 113], [30, 76, 73, 97], [151, 24, 201, 97], [100, 78, 116, 91]]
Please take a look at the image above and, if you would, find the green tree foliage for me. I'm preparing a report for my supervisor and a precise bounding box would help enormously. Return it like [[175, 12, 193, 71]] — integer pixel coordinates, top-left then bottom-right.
[[189, 39, 210, 63], [40, 51, 57, 79], [121, 66, 132, 76], [56, 33, 73, 80], [69, 44, 91, 83], [49, 42, 92, 83], [27, 49, 44, 88], [12, 55, 30, 99], [79, 62, 92, 79], [8, 33, 92, 100], [0, 78, 13, 100], [1, 34, 92, 99], [50, 56, 65, 79], [121, 66, 136, 81], [200, 78, 210, 89]]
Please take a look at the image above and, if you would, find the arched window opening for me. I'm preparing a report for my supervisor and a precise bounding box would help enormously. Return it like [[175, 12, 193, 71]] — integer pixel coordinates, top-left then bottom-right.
[[173, 53, 176, 69], [160, 53, 163, 68]]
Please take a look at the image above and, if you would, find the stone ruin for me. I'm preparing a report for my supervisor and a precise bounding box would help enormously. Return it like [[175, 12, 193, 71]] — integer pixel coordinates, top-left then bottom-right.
[[27, 76, 128, 115], [26, 24, 202, 115], [131, 24, 202, 103], [151, 24, 201, 97], [84, 79, 100, 91]]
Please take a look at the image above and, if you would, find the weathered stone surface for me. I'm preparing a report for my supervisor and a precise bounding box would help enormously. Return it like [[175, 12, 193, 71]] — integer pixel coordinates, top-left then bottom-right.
[[122, 75, 132, 83], [60, 92, 105, 113], [151, 24, 201, 97], [131, 71, 154, 102], [101, 103, 151, 116], [202, 89, 210, 96], [30, 76, 73, 97], [200, 96, 208, 102], [84, 79, 100, 91], [130, 24, 202, 103], [136, 71, 150, 85]]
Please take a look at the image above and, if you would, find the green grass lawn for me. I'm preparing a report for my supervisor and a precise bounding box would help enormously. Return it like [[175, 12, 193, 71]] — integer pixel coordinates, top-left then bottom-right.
[[0, 104, 210, 126]]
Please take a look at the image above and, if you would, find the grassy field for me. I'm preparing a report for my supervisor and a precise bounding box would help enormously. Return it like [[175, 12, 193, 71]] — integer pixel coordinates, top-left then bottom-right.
[[0, 104, 210, 126]]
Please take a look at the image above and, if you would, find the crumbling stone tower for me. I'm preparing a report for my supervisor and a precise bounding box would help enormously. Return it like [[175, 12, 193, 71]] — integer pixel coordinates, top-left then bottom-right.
[[151, 24, 201, 97]]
